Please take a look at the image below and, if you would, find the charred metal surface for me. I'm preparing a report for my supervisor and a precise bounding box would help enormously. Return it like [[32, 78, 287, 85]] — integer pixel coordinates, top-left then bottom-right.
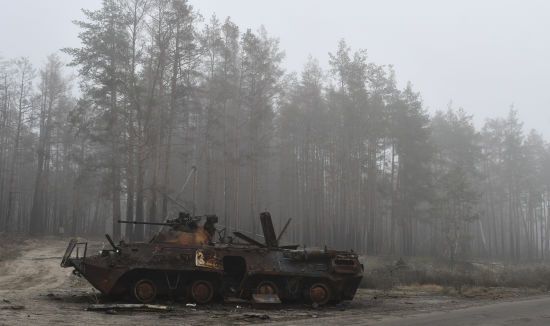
[[260, 212, 278, 248], [233, 232, 266, 248], [61, 212, 363, 305]]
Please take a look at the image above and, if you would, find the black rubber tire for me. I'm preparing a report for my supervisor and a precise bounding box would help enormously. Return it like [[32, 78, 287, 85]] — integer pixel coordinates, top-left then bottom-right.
[[255, 280, 280, 297], [307, 282, 332, 306], [133, 279, 158, 303], [190, 280, 215, 304]]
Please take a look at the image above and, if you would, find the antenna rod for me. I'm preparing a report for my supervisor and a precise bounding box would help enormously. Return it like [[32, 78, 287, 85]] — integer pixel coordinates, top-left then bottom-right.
[[175, 166, 196, 199], [118, 220, 174, 226], [164, 193, 190, 213], [277, 218, 292, 242]]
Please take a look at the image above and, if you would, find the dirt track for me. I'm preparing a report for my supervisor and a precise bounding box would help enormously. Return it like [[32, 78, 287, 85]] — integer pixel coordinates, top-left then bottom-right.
[[0, 239, 70, 292], [0, 238, 547, 325]]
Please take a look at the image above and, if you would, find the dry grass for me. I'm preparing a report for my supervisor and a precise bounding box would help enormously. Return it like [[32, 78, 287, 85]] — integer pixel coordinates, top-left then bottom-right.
[[397, 284, 445, 293], [361, 256, 550, 296]]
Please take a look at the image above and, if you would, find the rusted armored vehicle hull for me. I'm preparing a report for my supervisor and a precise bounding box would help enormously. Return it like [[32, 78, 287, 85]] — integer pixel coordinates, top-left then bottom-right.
[[62, 213, 363, 305]]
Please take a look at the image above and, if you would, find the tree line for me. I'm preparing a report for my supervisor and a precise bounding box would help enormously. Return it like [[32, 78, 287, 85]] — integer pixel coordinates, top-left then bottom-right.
[[1, 0, 550, 263]]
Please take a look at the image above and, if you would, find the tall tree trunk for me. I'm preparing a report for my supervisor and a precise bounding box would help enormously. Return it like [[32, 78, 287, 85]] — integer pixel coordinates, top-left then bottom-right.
[[111, 86, 121, 240]]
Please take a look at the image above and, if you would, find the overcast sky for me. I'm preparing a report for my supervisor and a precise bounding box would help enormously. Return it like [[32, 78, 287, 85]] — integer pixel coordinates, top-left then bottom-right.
[[1, 0, 549, 136]]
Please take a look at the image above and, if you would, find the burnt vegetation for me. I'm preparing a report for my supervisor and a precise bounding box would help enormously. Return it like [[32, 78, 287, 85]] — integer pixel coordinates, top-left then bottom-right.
[[1, 0, 550, 267]]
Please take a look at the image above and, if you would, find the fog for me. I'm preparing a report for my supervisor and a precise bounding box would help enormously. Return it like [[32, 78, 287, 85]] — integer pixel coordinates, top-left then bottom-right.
[[1, 0, 549, 135], [5, 3, 550, 324], [2, 0, 550, 263]]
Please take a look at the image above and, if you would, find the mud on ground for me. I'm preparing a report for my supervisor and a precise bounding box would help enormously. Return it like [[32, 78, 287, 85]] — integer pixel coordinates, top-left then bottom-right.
[[0, 238, 546, 326]]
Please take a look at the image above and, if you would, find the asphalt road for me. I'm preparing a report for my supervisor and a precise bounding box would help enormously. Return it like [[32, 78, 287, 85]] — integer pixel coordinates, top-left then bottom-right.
[[375, 296, 550, 326], [272, 296, 550, 326]]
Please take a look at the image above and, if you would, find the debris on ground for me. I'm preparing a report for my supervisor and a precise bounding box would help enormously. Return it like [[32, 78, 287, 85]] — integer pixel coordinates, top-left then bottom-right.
[[0, 305, 25, 310], [252, 293, 281, 309], [86, 304, 173, 312], [242, 313, 270, 320], [224, 297, 249, 304], [0, 297, 24, 310], [46, 293, 62, 301]]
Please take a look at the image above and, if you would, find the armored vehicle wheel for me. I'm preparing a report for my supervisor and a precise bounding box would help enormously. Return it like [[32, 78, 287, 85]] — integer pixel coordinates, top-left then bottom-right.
[[308, 282, 331, 306], [255, 280, 279, 296], [190, 280, 214, 304], [133, 279, 157, 303]]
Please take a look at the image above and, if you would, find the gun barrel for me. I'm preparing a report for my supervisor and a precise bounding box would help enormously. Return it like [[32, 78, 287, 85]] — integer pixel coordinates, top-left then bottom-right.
[[118, 220, 173, 226]]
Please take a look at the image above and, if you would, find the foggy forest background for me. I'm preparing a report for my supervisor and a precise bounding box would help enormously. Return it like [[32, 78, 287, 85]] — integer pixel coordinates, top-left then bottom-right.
[[1, 0, 549, 264]]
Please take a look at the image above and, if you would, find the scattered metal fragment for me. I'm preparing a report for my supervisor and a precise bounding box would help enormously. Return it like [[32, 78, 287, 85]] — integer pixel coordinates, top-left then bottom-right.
[[252, 293, 282, 309], [252, 294, 281, 304], [86, 304, 173, 312]]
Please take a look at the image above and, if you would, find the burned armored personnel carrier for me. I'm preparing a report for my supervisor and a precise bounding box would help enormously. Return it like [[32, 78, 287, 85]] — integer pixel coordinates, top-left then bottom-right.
[[61, 212, 363, 305]]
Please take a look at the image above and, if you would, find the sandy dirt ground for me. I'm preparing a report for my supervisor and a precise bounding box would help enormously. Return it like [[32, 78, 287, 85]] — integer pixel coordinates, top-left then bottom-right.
[[0, 237, 547, 326]]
